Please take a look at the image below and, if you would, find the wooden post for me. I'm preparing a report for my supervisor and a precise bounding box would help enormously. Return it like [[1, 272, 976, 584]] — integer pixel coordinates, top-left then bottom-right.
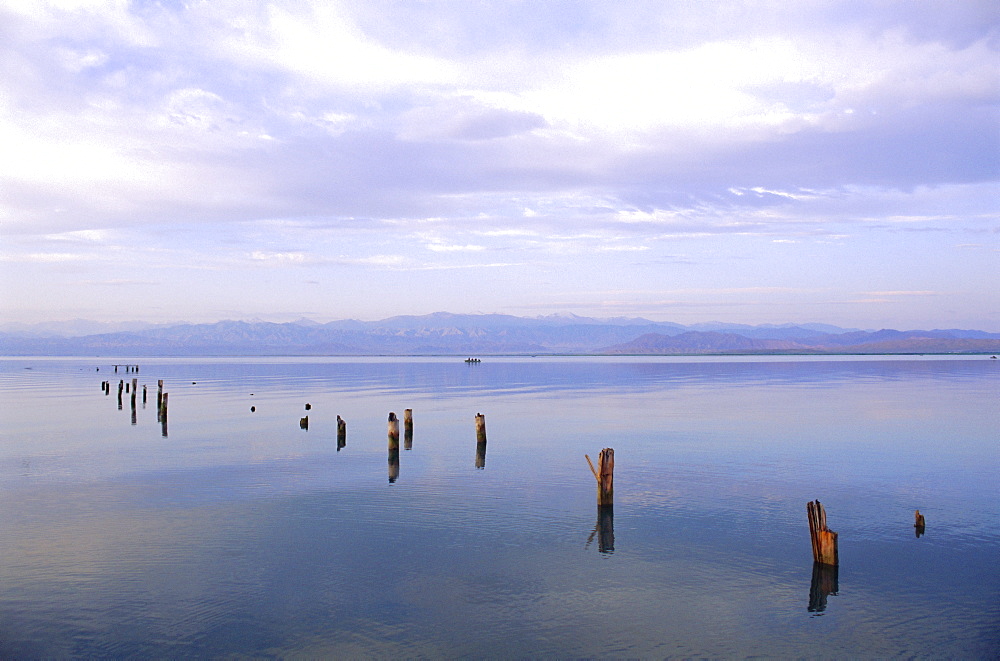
[[586, 448, 614, 507], [475, 413, 487, 444], [387, 412, 400, 482], [403, 408, 413, 450], [118, 380, 124, 409], [337, 415, 346, 451], [914, 510, 925, 537], [388, 412, 399, 450], [299, 416, 309, 430], [130, 378, 137, 423], [156, 380, 163, 411], [807, 500, 838, 566], [142, 385, 147, 405]]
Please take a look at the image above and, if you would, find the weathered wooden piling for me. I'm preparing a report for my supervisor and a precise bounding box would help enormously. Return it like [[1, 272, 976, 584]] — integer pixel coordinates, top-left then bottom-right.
[[305, 403, 311, 411], [142, 385, 147, 404], [403, 408, 413, 450], [585, 448, 614, 507], [337, 415, 346, 451], [914, 509, 926, 537], [475, 413, 487, 444], [387, 412, 399, 451], [299, 416, 309, 430], [806, 500, 838, 566], [157, 380, 163, 411]]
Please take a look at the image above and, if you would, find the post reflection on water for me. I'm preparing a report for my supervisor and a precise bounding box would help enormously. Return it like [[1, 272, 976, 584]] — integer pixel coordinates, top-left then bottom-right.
[[388, 447, 399, 483], [475, 440, 487, 469], [808, 562, 839, 614], [586, 506, 614, 554]]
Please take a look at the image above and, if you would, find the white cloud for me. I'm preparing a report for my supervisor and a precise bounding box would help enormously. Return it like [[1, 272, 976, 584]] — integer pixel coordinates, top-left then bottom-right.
[[216, 2, 459, 90]]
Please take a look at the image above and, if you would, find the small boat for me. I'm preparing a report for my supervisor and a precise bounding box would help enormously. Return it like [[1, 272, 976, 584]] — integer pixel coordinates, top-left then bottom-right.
[[464, 357, 481, 363]]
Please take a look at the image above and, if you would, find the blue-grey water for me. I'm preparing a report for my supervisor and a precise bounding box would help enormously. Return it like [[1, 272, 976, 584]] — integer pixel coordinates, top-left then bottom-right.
[[1, 356, 997, 658]]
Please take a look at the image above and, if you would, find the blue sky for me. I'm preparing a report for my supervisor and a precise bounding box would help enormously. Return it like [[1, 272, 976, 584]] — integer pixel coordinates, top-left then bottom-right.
[[1, 1, 998, 329]]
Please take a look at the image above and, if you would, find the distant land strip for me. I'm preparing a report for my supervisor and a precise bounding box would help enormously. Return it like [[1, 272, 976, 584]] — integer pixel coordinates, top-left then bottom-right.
[[3, 313, 1000, 356]]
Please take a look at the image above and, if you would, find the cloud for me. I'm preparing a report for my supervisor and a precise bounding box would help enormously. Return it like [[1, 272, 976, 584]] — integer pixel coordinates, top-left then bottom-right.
[[0, 1, 997, 328]]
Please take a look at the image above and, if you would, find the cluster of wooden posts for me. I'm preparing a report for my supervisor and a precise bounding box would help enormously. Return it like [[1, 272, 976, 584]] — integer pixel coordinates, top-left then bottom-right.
[[96, 370, 928, 577], [100, 369, 168, 436]]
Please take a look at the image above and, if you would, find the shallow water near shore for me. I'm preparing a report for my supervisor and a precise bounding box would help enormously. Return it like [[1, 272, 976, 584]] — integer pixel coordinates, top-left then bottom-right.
[[1, 355, 998, 657]]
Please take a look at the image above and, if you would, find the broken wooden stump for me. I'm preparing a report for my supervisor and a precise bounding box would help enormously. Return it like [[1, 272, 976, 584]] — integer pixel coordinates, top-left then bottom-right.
[[915, 509, 926, 537], [807, 500, 838, 566], [403, 408, 413, 450], [299, 415, 309, 430], [337, 415, 346, 451], [387, 412, 399, 451], [585, 448, 614, 507]]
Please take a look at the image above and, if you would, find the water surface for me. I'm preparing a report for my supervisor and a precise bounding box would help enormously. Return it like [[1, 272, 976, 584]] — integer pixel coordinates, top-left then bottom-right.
[[1, 356, 997, 657]]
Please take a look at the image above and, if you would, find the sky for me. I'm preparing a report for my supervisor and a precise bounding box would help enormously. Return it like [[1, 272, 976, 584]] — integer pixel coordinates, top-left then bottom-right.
[[1, 1, 998, 330]]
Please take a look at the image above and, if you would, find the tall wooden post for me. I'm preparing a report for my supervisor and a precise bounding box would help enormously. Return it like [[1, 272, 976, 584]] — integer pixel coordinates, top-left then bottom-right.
[[807, 500, 838, 566], [388, 412, 400, 483], [475, 413, 487, 444], [337, 415, 346, 451], [130, 378, 137, 424], [914, 510, 925, 537], [157, 380, 163, 411], [403, 408, 413, 450], [586, 448, 614, 507]]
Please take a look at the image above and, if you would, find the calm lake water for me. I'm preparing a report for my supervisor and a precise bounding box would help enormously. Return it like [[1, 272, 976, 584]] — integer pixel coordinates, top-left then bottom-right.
[[1, 355, 997, 658]]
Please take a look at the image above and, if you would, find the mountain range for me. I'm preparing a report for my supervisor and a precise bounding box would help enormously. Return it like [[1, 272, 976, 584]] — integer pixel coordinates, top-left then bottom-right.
[[2, 313, 999, 356]]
